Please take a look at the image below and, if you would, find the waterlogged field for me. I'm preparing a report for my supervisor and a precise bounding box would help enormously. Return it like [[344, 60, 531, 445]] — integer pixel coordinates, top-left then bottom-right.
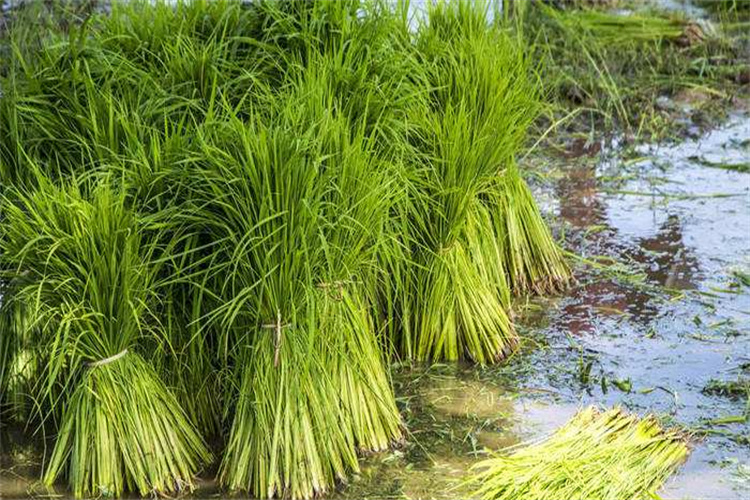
[[1, 0, 749, 499]]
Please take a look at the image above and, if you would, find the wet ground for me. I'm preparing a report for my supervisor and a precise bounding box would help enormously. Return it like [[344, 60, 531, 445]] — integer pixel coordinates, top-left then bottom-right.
[[332, 114, 750, 499]]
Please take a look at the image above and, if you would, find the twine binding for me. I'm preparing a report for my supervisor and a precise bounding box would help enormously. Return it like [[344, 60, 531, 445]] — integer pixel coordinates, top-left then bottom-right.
[[260, 310, 288, 368], [317, 279, 356, 300], [86, 349, 128, 368]]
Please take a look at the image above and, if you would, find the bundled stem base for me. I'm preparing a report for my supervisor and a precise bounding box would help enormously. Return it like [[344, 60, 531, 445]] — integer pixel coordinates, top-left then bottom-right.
[[220, 289, 402, 499], [414, 238, 517, 364], [491, 165, 570, 295], [43, 353, 211, 498], [221, 334, 356, 499], [472, 406, 690, 500], [322, 289, 403, 452]]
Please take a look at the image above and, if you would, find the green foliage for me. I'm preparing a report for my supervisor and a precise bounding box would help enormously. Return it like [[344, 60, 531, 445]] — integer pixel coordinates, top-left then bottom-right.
[[0, 180, 211, 496], [0, 1, 571, 497], [390, 0, 568, 364], [526, 3, 747, 140]]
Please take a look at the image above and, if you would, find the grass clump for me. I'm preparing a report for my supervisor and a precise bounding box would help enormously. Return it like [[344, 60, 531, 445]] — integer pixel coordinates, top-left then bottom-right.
[[703, 378, 750, 399], [472, 406, 690, 500], [0, 180, 211, 497]]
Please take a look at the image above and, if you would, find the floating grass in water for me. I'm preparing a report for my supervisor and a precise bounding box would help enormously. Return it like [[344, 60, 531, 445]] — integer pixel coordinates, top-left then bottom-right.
[[472, 407, 690, 500], [703, 378, 750, 399]]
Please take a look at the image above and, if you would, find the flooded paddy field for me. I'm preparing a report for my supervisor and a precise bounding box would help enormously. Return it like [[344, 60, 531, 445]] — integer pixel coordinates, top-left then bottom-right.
[[4, 113, 747, 500]]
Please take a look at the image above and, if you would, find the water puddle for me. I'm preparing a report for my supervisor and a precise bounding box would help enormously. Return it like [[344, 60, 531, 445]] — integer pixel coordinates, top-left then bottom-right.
[[526, 115, 750, 499]]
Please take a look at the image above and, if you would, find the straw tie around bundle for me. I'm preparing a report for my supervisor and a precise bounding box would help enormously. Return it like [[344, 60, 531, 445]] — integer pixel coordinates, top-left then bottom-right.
[[317, 280, 356, 301], [472, 406, 690, 500], [261, 310, 290, 368], [85, 349, 129, 368]]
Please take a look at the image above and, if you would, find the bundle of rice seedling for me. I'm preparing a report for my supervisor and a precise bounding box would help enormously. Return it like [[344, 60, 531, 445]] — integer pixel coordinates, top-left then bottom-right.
[[557, 8, 690, 46], [525, 2, 742, 138], [177, 94, 402, 497], [0, 180, 211, 497], [0, 2, 577, 498], [391, 0, 568, 364], [489, 164, 570, 295], [472, 407, 691, 500], [155, 249, 225, 438], [0, 299, 37, 421], [219, 302, 360, 500]]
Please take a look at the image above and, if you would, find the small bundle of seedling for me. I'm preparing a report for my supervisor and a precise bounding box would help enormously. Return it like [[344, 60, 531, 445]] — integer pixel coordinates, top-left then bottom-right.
[[390, 0, 568, 364], [472, 407, 691, 500], [0, 180, 211, 497], [0, 298, 37, 422]]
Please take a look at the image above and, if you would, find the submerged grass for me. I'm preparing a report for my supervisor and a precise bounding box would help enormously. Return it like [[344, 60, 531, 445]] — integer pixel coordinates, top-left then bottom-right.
[[472, 407, 690, 500]]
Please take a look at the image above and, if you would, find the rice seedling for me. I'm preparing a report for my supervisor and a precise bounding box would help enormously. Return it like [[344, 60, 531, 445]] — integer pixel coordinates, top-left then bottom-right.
[[390, 0, 569, 364], [472, 406, 691, 500], [489, 164, 570, 294], [0, 1, 580, 497], [0, 299, 38, 422], [552, 8, 688, 45], [0, 300, 16, 406], [172, 80, 402, 496], [698, 0, 750, 15], [0, 179, 211, 497]]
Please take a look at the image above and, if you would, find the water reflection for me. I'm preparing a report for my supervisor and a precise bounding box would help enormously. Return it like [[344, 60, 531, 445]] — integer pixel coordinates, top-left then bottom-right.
[[631, 214, 699, 291], [554, 156, 701, 332]]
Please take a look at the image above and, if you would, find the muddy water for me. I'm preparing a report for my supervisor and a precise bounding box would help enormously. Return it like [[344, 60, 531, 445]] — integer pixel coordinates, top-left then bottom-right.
[[538, 115, 750, 499], [1, 124, 749, 498]]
